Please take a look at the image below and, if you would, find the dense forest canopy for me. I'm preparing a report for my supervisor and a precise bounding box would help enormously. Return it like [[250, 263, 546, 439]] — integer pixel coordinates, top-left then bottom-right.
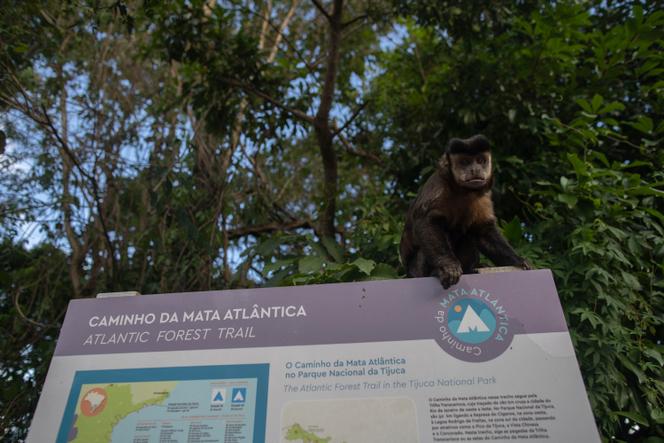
[[0, 0, 662, 441]]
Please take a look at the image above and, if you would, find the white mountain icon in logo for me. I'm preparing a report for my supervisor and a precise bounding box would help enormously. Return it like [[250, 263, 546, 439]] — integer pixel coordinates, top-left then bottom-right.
[[234, 390, 244, 402], [456, 305, 490, 333]]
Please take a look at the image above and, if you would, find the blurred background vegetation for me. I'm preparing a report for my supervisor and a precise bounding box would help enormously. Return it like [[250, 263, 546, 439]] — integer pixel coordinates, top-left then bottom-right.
[[0, 0, 662, 441]]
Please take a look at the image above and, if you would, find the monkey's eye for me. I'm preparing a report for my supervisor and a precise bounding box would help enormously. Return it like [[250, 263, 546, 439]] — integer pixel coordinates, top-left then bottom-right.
[[477, 157, 486, 165]]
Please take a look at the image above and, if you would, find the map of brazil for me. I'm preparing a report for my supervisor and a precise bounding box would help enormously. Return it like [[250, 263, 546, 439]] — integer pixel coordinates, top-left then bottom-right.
[[70, 381, 176, 442], [57, 364, 269, 443]]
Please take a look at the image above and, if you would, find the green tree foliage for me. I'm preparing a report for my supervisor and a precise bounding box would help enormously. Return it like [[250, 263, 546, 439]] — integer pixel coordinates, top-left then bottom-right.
[[0, 0, 662, 440], [369, 2, 664, 439], [0, 242, 72, 438]]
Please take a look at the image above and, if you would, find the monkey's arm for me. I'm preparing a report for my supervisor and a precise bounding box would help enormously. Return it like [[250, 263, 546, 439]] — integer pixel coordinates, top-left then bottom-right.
[[475, 222, 531, 269], [412, 213, 463, 288]]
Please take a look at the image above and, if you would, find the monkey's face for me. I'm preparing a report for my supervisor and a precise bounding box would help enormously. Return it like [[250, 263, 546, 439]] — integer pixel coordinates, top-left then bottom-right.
[[450, 153, 492, 189]]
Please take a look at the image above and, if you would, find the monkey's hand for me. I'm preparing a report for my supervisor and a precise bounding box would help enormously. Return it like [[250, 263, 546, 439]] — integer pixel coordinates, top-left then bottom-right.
[[435, 259, 463, 289], [519, 259, 532, 270]]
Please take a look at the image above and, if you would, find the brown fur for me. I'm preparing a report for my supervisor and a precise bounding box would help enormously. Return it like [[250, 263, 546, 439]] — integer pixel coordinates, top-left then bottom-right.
[[400, 135, 529, 288], [434, 189, 495, 230]]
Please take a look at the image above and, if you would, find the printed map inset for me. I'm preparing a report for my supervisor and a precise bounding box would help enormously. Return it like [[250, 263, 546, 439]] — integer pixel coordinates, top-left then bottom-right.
[[282, 397, 418, 443], [57, 364, 269, 443], [69, 381, 175, 442]]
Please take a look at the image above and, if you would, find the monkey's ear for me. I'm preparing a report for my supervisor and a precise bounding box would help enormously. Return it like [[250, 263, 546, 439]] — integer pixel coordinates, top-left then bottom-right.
[[446, 138, 466, 155], [438, 152, 450, 171], [468, 134, 491, 152], [446, 135, 491, 155]]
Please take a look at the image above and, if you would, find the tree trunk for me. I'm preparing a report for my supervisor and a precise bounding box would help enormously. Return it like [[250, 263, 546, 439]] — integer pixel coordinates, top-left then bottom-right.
[[313, 0, 344, 241]]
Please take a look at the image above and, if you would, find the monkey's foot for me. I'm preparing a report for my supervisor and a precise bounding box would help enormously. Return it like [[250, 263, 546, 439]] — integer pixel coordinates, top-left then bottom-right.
[[435, 261, 463, 289]]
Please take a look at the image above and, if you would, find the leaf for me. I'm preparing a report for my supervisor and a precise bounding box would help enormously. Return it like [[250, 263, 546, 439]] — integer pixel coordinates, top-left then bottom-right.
[[501, 218, 523, 244], [560, 176, 571, 189], [582, 308, 604, 328], [619, 160, 652, 169], [321, 236, 344, 263], [589, 151, 610, 167], [503, 155, 524, 165], [633, 5, 643, 23], [14, 42, 31, 54], [612, 411, 649, 426], [616, 354, 647, 384], [352, 257, 376, 275], [625, 186, 664, 198], [325, 262, 343, 271], [330, 265, 358, 282], [626, 116, 653, 134], [291, 276, 311, 285], [298, 256, 325, 274], [507, 109, 517, 122], [309, 241, 329, 258], [644, 348, 664, 367], [627, 237, 641, 256], [579, 111, 597, 119], [598, 101, 625, 114], [567, 153, 588, 177], [263, 258, 295, 274], [265, 268, 294, 287], [369, 263, 398, 280], [557, 194, 578, 208], [591, 94, 604, 112], [645, 208, 664, 224], [620, 271, 642, 290], [576, 98, 593, 113], [255, 237, 280, 256]]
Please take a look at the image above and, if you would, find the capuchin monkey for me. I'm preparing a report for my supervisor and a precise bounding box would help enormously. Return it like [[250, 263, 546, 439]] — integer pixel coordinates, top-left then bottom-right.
[[400, 135, 530, 288]]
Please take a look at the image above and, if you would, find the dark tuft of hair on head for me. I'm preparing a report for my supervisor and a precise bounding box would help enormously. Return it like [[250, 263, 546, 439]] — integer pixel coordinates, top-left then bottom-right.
[[446, 134, 491, 155]]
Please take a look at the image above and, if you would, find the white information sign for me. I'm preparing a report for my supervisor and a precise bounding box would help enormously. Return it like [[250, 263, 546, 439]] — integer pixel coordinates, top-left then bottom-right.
[[28, 270, 600, 442]]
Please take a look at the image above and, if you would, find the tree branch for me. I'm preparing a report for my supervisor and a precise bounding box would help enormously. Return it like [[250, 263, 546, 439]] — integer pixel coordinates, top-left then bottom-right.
[[227, 220, 313, 239], [311, 0, 332, 21], [313, 0, 344, 239], [332, 101, 367, 138], [258, 0, 273, 49], [39, 104, 118, 284], [228, 4, 315, 74], [13, 288, 58, 329], [267, 0, 300, 62], [342, 14, 367, 29], [335, 130, 382, 164], [220, 77, 315, 124]]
